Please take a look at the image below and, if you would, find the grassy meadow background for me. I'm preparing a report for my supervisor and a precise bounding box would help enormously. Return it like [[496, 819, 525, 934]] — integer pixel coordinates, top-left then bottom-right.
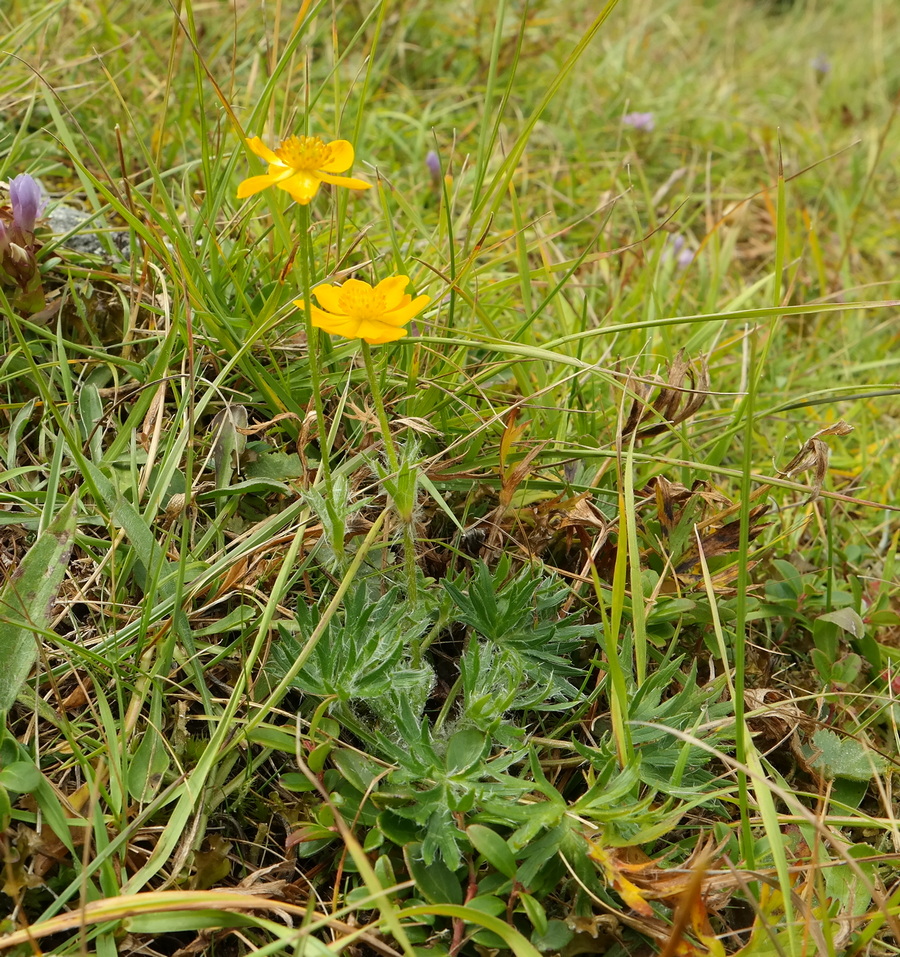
[[2, 0, 900, 954]]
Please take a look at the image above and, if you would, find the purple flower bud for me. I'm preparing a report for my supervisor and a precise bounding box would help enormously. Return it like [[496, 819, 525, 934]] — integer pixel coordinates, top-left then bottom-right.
[[9, 174, 42, 234], [622, 111, 655, 132], [811, 54, 831, 75], [425, 150, 441, 184]]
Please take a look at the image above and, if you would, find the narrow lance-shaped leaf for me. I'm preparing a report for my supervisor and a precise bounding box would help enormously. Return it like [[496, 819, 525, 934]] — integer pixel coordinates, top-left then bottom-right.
[[0, 494, 77, 712]]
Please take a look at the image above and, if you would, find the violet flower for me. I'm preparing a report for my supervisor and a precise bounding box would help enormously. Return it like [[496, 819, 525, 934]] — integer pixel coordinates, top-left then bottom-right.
[[1, 172, 45, 312], [9, 174, 42, 234], [664, 234, 694, 270], [622, 111, 655, 132], [425, 150, 442, 185]]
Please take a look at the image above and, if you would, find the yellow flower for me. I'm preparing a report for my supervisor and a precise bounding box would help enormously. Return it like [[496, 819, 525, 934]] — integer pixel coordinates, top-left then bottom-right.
[[295, 276, 430, 345], [237, 135, 371, 205]]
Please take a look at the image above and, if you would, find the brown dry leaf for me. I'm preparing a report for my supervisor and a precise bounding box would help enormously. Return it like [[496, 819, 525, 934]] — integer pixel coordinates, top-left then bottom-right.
[[467, 409, 549, 555], [586, 839, 655, 916], [500, 446, 548, 510], [138, 381, 167, 451], [621, 351, 710, 439], [653, 477, 731, 533], [777, 419, 853, 499], [58, 672, 94, 712], [394, 416, 443, 436], [657, 846, 727, 957], [234, 411, 303, 435], [515, 492, 608, 557], [673, 504, 770, 586], [667, 560, 762, 592], [744, 688, 809, 745], [585, 837, 731, 955], [473, 491, 607, 559], [29, 781, 92, 878]]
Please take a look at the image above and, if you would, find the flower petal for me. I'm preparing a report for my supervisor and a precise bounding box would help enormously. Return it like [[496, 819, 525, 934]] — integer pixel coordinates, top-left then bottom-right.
[[278, 172, 322, 204], [246, 136, 282, 165], [311, 283, 347, 314], [339, 278, 375, 298], [316, 172, 372, 192], [384, 294, 431, 325], [374, 275, 411, 311], [266, 165, 296, 181], [308, 304, 352, 333], [357, 320, 408, 345], [237, 173, 279, 198], [319, 140, 355, 173], [316, 315, 366, 339]]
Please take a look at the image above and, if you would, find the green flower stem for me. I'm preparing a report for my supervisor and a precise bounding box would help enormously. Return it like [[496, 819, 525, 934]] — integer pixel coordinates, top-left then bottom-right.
[[361, 341, 419, 610], [361, 341, 400, 475], [296, 204, 333, 488], [295, 205, 345, 564]]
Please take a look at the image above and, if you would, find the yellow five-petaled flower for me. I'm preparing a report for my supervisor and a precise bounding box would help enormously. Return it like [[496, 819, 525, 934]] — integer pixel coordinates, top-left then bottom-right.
[[237, 135, 372, 205], [295, 276, 430, 345]]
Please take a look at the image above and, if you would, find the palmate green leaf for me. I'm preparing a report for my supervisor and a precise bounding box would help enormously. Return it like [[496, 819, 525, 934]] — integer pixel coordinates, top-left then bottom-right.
[[622, 658, 733, 794], [369, 698, 532, 866], [459, 641, 550, 741], [267, 586, 432, 702], [443, 557, 589, 703], [0, 493, 77, 712]]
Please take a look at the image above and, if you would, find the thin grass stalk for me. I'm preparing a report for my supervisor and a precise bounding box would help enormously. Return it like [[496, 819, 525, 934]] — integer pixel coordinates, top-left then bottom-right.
[[623, 438, 648, 685], [591, 534, 633, 768]]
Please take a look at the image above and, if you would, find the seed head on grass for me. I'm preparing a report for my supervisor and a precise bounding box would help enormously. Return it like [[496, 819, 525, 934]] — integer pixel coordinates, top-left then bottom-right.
[[237, 134, 371, 205], [295, 276, 430, 345]]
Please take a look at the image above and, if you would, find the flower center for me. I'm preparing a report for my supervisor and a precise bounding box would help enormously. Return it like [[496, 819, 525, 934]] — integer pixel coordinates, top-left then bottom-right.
[[276, 135, 331, 170], [338, 287, 385, 320]]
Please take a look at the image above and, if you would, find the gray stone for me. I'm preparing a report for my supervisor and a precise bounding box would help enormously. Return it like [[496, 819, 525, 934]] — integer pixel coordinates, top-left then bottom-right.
[[46, 204, 130, 258]]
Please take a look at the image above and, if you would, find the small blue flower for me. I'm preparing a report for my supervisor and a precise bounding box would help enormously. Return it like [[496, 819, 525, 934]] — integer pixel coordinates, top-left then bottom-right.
[[622, 111, 655, 132], [811, 54, 831, 75]]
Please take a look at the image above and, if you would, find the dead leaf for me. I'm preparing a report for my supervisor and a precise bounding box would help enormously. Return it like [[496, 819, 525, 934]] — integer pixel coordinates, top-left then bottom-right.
[[621, 351, 710, 439], [58, 672, 93, 712], [586, 839, 655, 916], [744, 688, 809, 745], [672, 504, 770, 587], [777, 420, 853, 499]]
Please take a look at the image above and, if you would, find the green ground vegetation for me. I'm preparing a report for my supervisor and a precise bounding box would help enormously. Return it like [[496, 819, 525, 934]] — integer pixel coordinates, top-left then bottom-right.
[[2, 0, 900, 954]]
